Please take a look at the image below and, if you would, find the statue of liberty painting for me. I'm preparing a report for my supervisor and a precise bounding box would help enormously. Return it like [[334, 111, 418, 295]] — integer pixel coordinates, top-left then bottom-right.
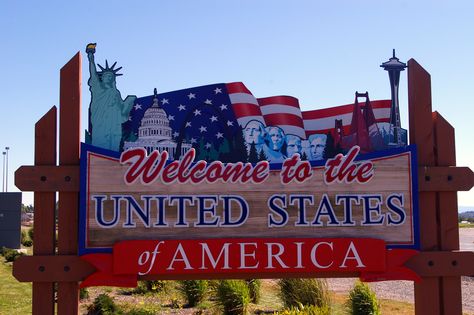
[[86, 43, 136, 152]]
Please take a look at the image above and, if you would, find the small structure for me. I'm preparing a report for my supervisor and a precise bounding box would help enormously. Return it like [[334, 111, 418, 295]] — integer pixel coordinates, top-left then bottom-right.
[[380, 49, 407, 146], [123, 89, 192, 158]]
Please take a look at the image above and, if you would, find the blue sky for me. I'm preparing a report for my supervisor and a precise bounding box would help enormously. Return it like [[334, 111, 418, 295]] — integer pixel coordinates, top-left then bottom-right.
[[0, 1, 473, 207]]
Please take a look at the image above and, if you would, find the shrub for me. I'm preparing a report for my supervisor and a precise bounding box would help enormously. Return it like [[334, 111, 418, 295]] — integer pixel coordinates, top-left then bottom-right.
[[28, 227, 34, 241], [215, 280, 250, 315], [2, 247, 25, 262], [179, 280, 208, 307], [275, 303, 331, 315], [80, 288, 89, 300], [133, 280, 166, 294], [21, 230, 27, 244], [278, 278, 331, 310], [347, 281, 380, 315], [246, 279, 261, 303], [87, 293, 118, 315], [22, 239, 33, 247]]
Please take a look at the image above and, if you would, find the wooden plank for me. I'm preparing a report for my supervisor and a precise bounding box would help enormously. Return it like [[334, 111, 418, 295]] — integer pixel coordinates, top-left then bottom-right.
[[15, 165, 80, 191], [32, 107, 57, 315], [83, 147, 417, 250], [433, 111, 462, 314], [13, 255, 96, 282], [418, 166, 474, 192], [15, 163, 474, 193], [13, 251, 474, 282], [57, 52, 81, 315], [408, 58, 441, 315]]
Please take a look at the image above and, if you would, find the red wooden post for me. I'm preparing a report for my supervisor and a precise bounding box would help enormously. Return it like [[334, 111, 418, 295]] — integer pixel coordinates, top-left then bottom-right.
[[32, 107, 57, 315], [57, 52, 81, 315], [433, 112, 462, 314], [408, 59, 442, 315]]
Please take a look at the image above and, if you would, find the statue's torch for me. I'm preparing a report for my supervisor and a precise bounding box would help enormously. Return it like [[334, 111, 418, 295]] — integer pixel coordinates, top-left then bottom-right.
[[86, 43, 97, 54]]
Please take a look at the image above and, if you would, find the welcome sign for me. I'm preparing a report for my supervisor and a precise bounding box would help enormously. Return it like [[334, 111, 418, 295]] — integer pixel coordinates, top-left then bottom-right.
[[79, 44, 419, 286]]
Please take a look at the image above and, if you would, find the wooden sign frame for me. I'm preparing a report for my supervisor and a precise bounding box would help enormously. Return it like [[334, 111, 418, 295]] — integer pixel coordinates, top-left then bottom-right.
[[13, 53, 474, 314]]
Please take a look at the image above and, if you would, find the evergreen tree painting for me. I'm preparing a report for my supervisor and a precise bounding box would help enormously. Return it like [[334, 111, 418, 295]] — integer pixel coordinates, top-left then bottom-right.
[[258, 148, 267, 162], [323, 132, 336, 159], [248, 142, 259, 163]]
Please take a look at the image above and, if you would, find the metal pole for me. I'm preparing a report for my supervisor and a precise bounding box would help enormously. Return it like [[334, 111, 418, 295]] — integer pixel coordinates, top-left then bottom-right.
[[2, 151, 5, 192], [5, 147, 9, 192]]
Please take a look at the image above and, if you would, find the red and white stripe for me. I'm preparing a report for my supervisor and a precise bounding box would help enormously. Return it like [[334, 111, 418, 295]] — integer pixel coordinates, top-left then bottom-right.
[[257, 96, 306, 139], [302, 100, 391, 137], [226, 82, 265, 127], [226, 82, 391, 139]]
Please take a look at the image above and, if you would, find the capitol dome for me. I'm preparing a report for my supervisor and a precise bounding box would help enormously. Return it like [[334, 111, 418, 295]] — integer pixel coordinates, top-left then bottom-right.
[[138, 96, 172, 140], [123, 89, 192, 159]]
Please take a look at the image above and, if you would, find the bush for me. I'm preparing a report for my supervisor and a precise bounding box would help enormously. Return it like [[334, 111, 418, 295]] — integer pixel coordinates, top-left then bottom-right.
[[22, 239, 33, 247], [80, 288, 90, 300], [21, 230, 27, 244], [275, 303, 331, 315], [178, 280, 208, 307], [347, 281, 380, 315], [87, 293, 118, 315], [278, 278, 331, 310], [246, 279, 261, 303], [133, 280, 166, 294], [28, 227, 34, 241], [215, 280, 250, 315], [2, 247, 25, 262]]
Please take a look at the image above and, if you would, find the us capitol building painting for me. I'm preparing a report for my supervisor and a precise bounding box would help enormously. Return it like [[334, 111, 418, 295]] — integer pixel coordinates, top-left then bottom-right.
[[123, 92, 192, 159]]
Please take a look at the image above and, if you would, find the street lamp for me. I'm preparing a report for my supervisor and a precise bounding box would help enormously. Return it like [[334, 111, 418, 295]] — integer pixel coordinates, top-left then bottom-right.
[[5, 147, 9, 192], [2, 151, 5, 192]]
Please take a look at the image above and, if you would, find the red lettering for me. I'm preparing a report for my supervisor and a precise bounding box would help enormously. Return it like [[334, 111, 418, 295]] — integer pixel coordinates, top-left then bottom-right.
[[324, 146, 374, 184]]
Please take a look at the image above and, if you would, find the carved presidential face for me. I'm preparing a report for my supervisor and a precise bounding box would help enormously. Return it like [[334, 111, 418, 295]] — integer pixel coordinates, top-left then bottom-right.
[[244, 121, 265, 145], [268, 127, 284, 151], [310, 137, 326, 160], [286, 137, 302, 157]]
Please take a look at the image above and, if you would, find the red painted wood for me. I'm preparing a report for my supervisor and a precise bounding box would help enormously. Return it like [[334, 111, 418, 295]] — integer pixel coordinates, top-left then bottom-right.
[[32, 107, 57, 315], [57, 52, 81, 315], [408, 59, 441, 315], [433, 112, 462, 314]]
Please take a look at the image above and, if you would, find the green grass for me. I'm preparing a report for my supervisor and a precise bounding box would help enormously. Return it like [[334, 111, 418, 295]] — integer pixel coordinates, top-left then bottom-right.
[[0, 262, 32, 315], [459, 223, 474, 228]]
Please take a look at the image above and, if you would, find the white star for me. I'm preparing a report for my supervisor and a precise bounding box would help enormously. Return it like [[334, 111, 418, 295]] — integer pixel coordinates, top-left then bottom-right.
[[173, 131, 179, 138], [168, 115, 175, 121], [193, 109, 201, 116], [161, 98, 169, 105], [190, 138, 197, 144], [214, 87, 222, 94], [178, 104, 186, 111], [188, 93, 196, 99], [134, 104, 142, 110], [227, 120, 234, 126], [199, 126, 207, 133], [216, 132, 224, 139], [210, 116, 218, 122], [220, 104, 228, 111], [205, 143, 212, 149], [204, 99, 212, 105], [185, 122, 192, 128]]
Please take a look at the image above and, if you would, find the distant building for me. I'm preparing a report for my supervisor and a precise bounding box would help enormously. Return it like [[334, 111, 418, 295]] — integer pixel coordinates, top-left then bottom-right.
[[123, 92, 192, 159]]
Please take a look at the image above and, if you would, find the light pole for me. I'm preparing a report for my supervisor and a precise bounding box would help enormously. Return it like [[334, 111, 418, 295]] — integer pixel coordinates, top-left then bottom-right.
[[5, 147, 9, 192], [2, 151, 5, 192]]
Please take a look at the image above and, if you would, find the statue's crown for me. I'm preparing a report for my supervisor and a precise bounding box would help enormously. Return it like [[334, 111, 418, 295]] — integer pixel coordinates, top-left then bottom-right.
[[97, 60, 123, 77]]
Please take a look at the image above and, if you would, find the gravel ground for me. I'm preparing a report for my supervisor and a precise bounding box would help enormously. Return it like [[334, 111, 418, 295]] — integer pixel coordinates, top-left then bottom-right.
[[327, 228, 474, 313]]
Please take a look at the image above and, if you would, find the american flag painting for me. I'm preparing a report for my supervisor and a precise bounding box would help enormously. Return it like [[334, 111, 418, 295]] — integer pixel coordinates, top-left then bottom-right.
[[121, 82, 399, 163]]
